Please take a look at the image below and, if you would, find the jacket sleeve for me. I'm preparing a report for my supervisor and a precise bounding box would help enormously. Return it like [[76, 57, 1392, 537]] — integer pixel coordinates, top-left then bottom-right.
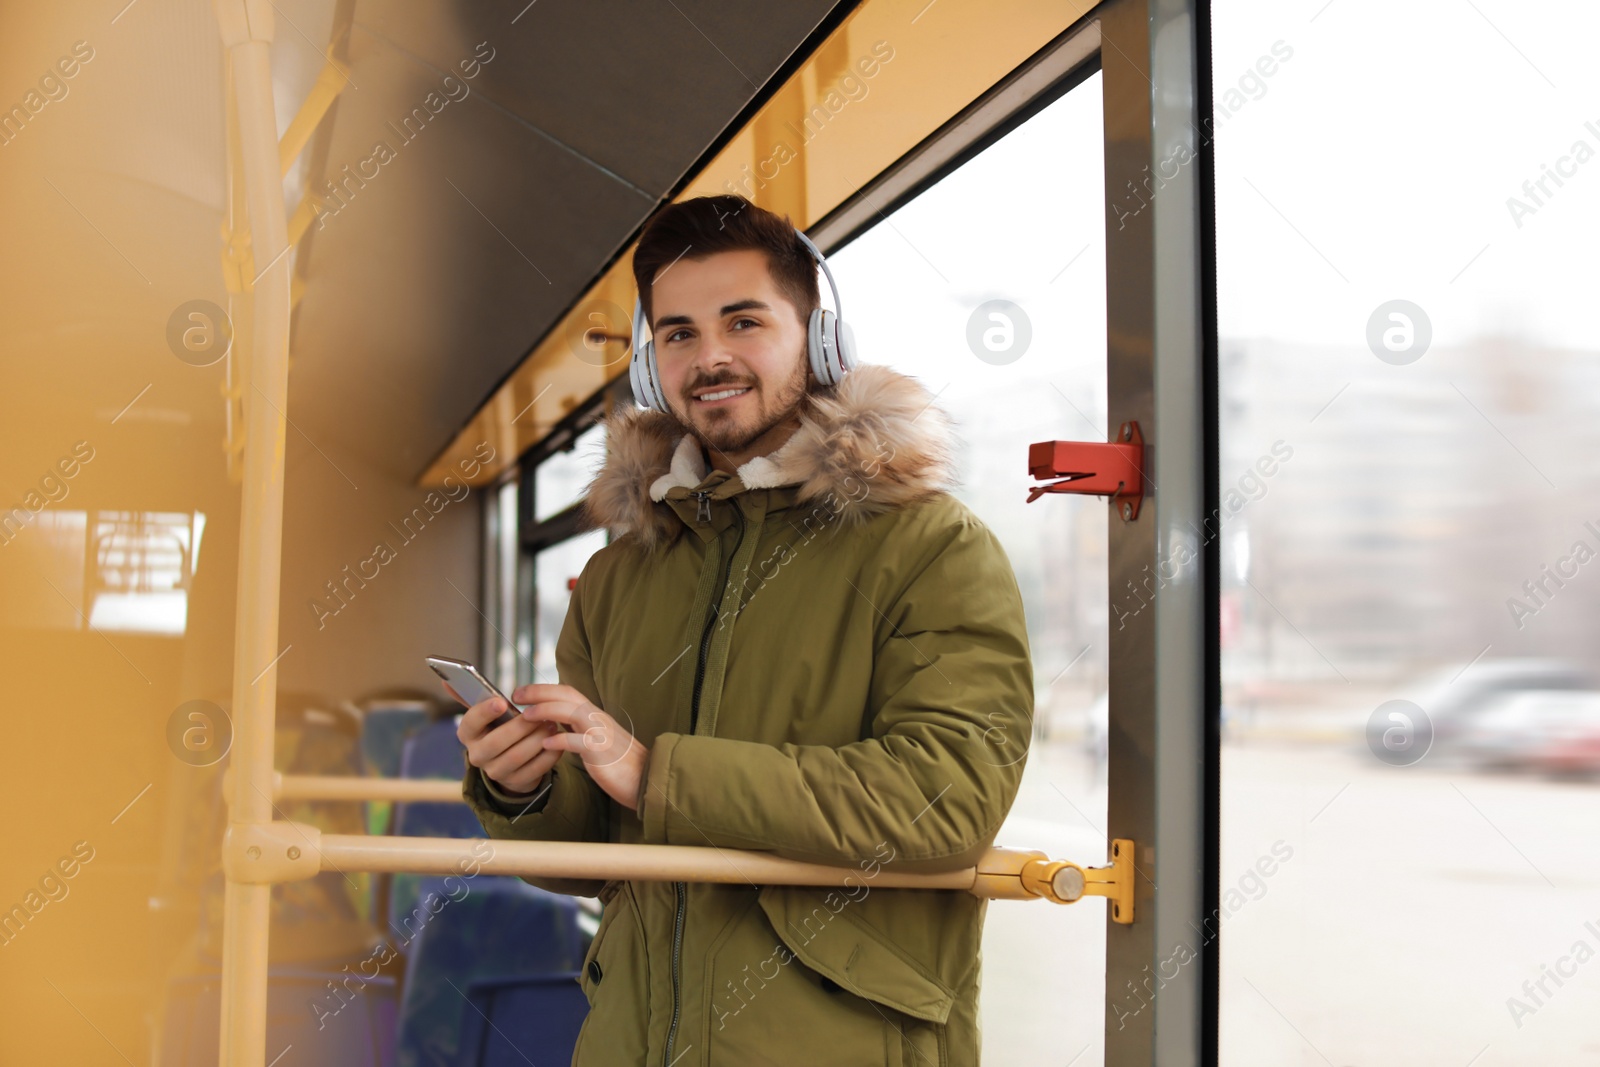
[[463, 563, 611, 897], [637, 513, 1034, 873]]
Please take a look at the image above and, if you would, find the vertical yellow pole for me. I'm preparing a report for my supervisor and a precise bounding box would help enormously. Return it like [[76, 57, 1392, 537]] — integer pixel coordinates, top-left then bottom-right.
[[213, 2, 289, 1065], [221, 54, 250, 485]]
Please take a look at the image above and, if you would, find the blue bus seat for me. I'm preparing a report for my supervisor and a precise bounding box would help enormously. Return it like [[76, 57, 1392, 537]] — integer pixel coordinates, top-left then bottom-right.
[[388, 717, 486, 930], [456, 974, 589, 1067], [361, 701, 432, 781], [358, 699, 434, 927], [392, 875, 588, 1067], [393, 717, 483, 839]]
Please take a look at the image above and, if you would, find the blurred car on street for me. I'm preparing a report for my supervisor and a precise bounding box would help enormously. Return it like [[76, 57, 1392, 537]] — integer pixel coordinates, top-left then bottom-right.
[[1410, 659, 1596, 766], [1453, 689, 1600, 776]]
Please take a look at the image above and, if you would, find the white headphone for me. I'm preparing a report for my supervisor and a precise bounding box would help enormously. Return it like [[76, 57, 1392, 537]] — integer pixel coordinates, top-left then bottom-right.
[[629, 227, 859, 412]]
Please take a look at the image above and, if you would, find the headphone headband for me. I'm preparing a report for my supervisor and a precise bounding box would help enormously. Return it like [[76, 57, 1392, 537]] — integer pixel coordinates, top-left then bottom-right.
[[792, 229, 843, 322]]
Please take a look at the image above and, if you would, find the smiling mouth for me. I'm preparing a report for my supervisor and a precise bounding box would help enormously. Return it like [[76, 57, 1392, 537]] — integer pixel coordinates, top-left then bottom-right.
[[693, 386, 752, 404]]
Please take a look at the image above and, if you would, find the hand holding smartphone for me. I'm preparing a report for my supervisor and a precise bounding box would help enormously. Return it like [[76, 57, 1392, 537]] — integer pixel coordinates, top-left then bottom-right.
[[428, 655, 564, 799], [425, 655, 520, 726]]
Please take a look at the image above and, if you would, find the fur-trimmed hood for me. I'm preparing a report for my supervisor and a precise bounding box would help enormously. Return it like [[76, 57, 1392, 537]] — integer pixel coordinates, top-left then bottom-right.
[[580, 363, 957, 549]]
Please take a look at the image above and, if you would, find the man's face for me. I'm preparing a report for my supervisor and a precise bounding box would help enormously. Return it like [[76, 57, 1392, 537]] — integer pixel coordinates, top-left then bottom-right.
[[648, 248, 810, 459]]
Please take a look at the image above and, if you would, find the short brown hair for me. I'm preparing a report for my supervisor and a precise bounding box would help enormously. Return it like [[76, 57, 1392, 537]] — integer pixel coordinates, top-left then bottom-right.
[[632, 195, 820, 327]]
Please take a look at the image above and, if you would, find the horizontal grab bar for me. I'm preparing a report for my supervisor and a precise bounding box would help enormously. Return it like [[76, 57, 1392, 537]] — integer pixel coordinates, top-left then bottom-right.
[[221, 770, 469, 803], [222, 823, 1133, 910], [276, 774, 465, 803]]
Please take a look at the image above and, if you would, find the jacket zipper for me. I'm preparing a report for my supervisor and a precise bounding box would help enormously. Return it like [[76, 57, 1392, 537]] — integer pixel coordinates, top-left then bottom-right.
[[690, 497, 744, 734], [665, 493, 746, 1067]]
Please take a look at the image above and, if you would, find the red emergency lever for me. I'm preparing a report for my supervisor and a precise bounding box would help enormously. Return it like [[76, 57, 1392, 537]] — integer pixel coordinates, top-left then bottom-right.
[[1025, 421, 1144, 519]]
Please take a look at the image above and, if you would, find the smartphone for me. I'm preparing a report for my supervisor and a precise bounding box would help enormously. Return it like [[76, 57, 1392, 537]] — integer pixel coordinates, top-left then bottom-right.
[[425, 656, 519, 728]]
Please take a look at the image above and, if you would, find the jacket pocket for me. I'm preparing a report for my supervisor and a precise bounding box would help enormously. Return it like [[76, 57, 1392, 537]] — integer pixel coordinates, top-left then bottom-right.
[[572, 882, 649, 1065], [701, 889, 905, 1067], [758, 885, 955, 1025]]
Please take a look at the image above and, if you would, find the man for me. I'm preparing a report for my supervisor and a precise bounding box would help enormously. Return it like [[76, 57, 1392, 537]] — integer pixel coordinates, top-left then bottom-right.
[[456, 194, 1033, 1066]]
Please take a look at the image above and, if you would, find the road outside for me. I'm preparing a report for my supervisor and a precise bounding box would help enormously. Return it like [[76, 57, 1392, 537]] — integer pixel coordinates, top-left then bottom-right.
[[979, 736, 1600, 1065]]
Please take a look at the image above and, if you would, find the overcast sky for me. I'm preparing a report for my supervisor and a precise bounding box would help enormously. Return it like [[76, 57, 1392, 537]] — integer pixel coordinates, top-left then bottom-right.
[[1212, 0, 1600, 351], [833, 0, 1600, 374]]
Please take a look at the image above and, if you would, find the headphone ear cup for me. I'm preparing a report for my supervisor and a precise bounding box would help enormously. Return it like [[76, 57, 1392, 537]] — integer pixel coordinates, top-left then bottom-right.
[[644, 343, 667, 412], [807, 308, 829, 385], [629, 338, 651, 410], [806, 308, 857, 388], [630, 298, 669, 411], [834, 318, 859, 376], [630, 340, 669, 412], [809, 308, 856, 387]]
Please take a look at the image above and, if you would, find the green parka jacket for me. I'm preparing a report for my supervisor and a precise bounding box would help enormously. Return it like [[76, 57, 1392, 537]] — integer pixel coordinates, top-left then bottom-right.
[[463, 363, 1034, 1067]]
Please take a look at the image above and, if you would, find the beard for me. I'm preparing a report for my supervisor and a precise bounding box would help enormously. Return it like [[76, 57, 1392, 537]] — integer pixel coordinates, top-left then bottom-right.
[[676, 355, 811, 455]]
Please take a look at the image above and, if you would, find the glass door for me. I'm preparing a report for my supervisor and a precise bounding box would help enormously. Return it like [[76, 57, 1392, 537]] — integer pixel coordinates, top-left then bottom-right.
[[1213, 2, 1600, 1064]]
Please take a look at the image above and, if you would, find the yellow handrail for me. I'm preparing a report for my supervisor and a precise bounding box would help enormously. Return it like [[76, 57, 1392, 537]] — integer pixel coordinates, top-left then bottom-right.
[[212, 2, 291, 1065], [223, 769, 471, 803], [219, 825, 1124, 907], [276, 774, 466, 803], [278, 51, 350, 178]]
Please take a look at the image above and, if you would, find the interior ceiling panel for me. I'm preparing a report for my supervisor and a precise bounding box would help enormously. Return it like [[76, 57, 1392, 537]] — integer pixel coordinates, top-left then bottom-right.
[[288, 30, 657, 476], [292, 0, 847, 479]]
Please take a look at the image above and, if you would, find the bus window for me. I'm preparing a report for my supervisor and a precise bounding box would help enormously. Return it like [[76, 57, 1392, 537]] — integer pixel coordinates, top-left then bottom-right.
[[829, 70, 1109, 1065]]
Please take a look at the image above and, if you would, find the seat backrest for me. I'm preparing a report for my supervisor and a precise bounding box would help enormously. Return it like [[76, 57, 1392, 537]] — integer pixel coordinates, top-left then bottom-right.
[[398, 716, 469, 779], [393, 876, 588, 1067], [388, 717, 487, 926], [394, 717, 483, 838], [456, 974, 589, 1067], [361, 701, 431, 779]]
